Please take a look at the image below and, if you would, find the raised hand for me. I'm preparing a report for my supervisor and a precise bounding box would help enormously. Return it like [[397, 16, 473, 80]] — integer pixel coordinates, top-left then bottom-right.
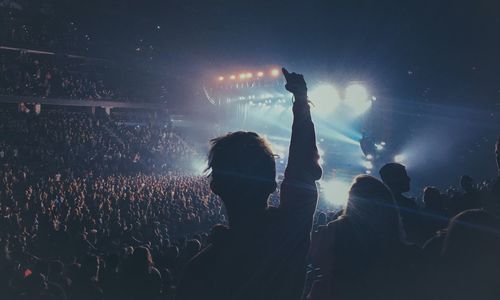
[[282, 68, 307, 98]]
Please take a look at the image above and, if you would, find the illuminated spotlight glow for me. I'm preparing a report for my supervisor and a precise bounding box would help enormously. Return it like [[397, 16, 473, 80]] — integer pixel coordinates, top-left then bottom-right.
[[321, 179, 351, 207], [380, 141, 386, 146], [191, 159, 207, 175], [394, 154, 406, 163], [309, 84, 341, 115], [246, 72, 253, 78], [257, 71, 264, 77], [375, 143, 384, 151], [366, 154, 374, 160], [344, 83, 372, 115], [218, 76, 224, 81], [270, 68, 280, 77], [361, 160, 373, 170], [230, 75, 236, 80], [239, 73, 247, 79], [365, 170, 372, 174]]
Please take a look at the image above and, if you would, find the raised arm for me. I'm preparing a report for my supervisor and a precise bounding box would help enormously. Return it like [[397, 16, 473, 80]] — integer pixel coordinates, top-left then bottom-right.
[[280, 68, 322, 211]]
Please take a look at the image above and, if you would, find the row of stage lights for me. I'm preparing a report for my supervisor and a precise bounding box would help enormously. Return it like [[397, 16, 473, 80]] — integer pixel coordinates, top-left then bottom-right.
[[217, 68, 281, 82]]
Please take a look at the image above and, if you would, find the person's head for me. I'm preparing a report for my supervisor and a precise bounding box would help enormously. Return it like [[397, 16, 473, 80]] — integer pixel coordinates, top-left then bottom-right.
[[207, 131, 277, 211], [441, 209, 500, 294], [80, 254, 99, 280], [379, 163, 410, 194], [344, 175, 402, 240], [48, 260, 64, 277], [460, 175, 474, 192], [423, 186, 443, 211], [130, 246, 153, 271], [105, 254, 119, 271], [185, 239, 201, 257]]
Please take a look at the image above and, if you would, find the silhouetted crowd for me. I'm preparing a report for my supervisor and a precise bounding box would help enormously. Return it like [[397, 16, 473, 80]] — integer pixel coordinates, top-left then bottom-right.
[[1, 70, 500, 300], [0, 52, 121, 101]]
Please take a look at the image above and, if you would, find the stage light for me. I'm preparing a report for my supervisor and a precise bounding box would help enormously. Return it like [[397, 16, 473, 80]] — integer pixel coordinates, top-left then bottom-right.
[[309, 84, 341, 115], [257, 71, 264, 77], [361, 160, 373, 170], [239, 73, 246, 79], [218, 76, 224, 81], [270, 68, 280, 77], [366, 154, 373, 160], [365, 170, 372, 174], [394, 154, 406, 163], [375, 143, 384, 151], [321, 179, 351, 207], [345, 83, 372, 115], [230, 75, 236, 80], [246, 73, 253, 78]]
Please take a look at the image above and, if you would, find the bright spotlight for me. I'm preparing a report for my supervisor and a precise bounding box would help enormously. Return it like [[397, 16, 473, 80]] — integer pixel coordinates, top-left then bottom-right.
[[394, 154, 406, 163], [361, 160, 373, 170], [309, 84, 341, 115], [218, 76, 224, 81], [246, 73, 253, 78], [321, 179, 351, 207], [270, 68, 280, 77], [345, 83, 372, 115], [366, 154, 373, 160], [257, 71, 264, 77], [375, 143, 384, 151], [239, 73, 246, 79]]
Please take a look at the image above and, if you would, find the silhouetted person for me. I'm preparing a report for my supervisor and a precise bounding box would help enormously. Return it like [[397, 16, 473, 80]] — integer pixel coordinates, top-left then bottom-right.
[[176, 68, 322, 300], [70, 254, 103, 300], [379, 163, 422, 244], [120, 246, 162, 300], [308, 175, 419, 300], [421, 186, 449, 240], [437, 209, 500, 299], [455, 175, 481, 212]]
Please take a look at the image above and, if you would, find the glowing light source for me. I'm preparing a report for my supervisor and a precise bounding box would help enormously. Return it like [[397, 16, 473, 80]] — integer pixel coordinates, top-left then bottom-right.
[[309, 84, 341, 115], [218, 76, 224, 81], [375, 143, 384, 151], [361, 160, 373, 170], [257, 71, 264, 77], [344, 83, 372, 115], [366, 154, 373, 160], [394, 154, 406, 163], [246, 73, 253, 78], [239, 73, 246, 79], [270, 68, 280, 77], [321, 179, 351, 207], [230, 75, 236, 80]]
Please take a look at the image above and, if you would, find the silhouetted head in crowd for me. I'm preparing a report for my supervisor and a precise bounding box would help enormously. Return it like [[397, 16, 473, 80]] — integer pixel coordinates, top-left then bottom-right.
[[343, 175, 402, 241], [130, 246, 153, 272], [207, 131, 277, 219], [441, 209, 500, 297], [379, 163, 411, 194], [48, 260, 64, 277], [80, 254, 99, 280], [460, 175, 475, 193], [423, 186, 443, 211]]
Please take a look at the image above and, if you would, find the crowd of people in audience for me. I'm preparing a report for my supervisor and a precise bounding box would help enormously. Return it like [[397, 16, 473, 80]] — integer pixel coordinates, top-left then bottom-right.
[[0, 108, 220, 299], [0, 102, 499, 299], [0, 52, 121, 101]]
